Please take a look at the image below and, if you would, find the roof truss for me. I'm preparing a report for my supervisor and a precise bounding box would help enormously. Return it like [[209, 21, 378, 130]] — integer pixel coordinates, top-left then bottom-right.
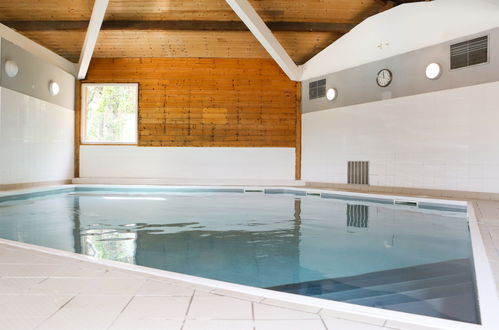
[[77, 0, 109, 79], [225, 0, 301, 81], [3, 20, 355, 33]]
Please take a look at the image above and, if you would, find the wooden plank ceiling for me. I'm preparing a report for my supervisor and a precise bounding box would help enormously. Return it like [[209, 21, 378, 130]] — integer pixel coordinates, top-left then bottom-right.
[[0, 0, 425, 64]]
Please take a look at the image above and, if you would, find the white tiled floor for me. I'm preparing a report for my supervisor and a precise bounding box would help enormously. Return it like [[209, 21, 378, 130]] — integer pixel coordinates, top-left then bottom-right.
[[0, 199, 498, 330], [0, 241, 402, 330], [471, 200, 499, 291]]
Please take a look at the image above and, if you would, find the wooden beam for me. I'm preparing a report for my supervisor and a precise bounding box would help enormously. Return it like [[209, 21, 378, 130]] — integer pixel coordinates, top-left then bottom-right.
[[376, 0, 395, 12], [77, 0, 109, 80], [295, 82, 302, 180], [225, 0, 302, 81], [268, 22, 352, 33], [380, 0, 430, 6], [2, 20, 355, 33], [74, 80, 81, 178], [393, 0, 430, 4], [375, 0, 431, 13]]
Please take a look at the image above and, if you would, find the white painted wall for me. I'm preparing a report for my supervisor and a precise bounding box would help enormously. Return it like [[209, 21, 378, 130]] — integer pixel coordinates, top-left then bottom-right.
[[0, 87, 74, 184], [80, 146, 296, 182], [0, 23, 76, 75], [302, 81, 499, 193], [301, 0, 499, 80]]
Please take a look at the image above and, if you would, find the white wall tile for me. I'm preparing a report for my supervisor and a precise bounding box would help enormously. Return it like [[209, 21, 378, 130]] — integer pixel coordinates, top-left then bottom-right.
[[0, 87, 74, 184], [302, 81, 499, 193], [80, 146, 295, 180]]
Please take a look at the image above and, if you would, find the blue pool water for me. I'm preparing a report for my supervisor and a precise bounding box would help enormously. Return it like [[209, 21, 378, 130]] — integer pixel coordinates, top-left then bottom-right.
[[0, 187, 479, 323]]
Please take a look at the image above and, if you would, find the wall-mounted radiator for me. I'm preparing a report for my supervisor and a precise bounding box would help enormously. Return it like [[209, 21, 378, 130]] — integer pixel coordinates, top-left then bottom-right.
[[347, 161, 369, 185], [346, 204, 369, 228]]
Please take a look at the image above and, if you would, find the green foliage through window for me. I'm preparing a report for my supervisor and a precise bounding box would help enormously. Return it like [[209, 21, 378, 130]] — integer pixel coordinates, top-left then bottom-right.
[[82, 84, 138, 143]]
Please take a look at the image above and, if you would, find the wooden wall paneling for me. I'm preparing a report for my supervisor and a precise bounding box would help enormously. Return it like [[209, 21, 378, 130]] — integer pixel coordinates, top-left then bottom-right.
[[295, 82, 302, 180], [74, 80, 81, 178], [79, 58, 298, 149]]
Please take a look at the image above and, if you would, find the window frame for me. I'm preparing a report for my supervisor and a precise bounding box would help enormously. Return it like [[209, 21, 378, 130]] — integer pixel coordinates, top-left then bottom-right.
[[80, 83, 139, 146]]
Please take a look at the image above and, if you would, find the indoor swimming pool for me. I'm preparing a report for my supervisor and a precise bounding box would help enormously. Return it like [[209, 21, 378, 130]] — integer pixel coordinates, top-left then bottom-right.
[[0, 187, 479, 324]]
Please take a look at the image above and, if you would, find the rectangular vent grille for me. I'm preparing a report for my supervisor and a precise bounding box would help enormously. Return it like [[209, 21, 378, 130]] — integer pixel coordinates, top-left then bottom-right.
[[309, 79, 326, 100], [347, 161, 369, 185], [451, 36, 488, 70], [347, 204, 369, 228]]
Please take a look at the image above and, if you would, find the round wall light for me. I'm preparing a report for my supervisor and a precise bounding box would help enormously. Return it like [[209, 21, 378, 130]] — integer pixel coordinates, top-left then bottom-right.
[[49, 81, 60, 96], [326, 88, 337, 101], [425, 63, 442, 80], [4, 60, 19, 78]]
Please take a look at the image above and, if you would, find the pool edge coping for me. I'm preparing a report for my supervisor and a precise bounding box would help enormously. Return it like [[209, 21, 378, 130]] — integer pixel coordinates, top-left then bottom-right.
[[0, 184, 497, 330]]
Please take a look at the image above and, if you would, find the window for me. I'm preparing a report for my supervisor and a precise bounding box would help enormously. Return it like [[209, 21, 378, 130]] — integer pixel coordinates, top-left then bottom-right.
[[81, 83, 138, 144], [309, 79, 326, 100]]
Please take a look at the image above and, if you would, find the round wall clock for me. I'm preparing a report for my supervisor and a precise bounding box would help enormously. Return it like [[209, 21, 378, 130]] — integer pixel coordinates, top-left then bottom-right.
[[376, 69, 392, 87]]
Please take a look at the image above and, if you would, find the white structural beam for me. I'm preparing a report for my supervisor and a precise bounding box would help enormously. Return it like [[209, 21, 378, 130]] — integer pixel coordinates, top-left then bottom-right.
[[0, 23, 77, 75], [77, 0, 109, 79], [225, 0, 302, 81]]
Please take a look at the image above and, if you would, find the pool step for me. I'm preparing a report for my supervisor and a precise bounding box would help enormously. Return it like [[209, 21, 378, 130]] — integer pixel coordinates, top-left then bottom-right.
[[341, 281, 473, 306], [268, 258, 470, 295], [267, 258, 478, 323], [323, 273, 470, 301]]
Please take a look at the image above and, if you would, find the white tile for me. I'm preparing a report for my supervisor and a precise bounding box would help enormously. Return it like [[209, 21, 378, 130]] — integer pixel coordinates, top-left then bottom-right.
[[323, 318, 385, 329], [0, 318, 45, 330], [384, 320, 440, 330], [0, 295, 71, 318], [187, 295, 252, 320], [77, 278, 147, 296], [147, 275, 177, 283], [0, 277, 44, 294], [0, 249, 60, 264], [135, 279, 194, 296], [110, 319, 183, 330], [193, 288, 216, 297], [254, 303, 319, 320], [319, 309, 386, 326], [0, 87, 74, 184], [210, 288, 264, 302], [483, 242, 499, 262], [0, 264, 59, 277], [37, 295, 131, 330], [166, 281, 216, 295], [254, 319, 326, 330], [478, 225, 493, 242], [100, 269, 147, 279], [487, 225, 499, 241], [30, 277, 146, 296], [116, 296, 191, 320], [28, 278, 90, 295], [301, 81, 499, 193], [488, 259, 499, 280], [0, 264, 106, 278], [183, 320, 255, 330], [79, 146, 295, 181], [259, 298, 320, 314], [192, 285, 217, 295]]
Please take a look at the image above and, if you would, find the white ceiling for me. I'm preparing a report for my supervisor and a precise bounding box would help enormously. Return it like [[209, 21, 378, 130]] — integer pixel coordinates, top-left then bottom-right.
[[300, 0, 499, 80]]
